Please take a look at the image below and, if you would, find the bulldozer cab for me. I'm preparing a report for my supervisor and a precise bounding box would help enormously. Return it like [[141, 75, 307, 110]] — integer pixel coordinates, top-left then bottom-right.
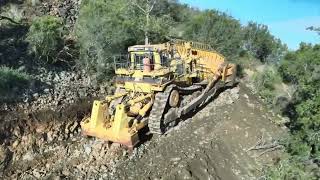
[[113, 44, 174, 93], [114, 45, 172, 74]]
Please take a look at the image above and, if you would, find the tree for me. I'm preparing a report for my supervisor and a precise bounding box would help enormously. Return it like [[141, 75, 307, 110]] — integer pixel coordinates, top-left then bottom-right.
[[183, 10, 243, 60], [307, 26, 320, 35], [129, 0, 157, 45], [128, 0, 174, 44], [76, 0, 140, 80], [243, 22, 285, 62], [273, 44, 320, 179], [76, 0, 176, 81]]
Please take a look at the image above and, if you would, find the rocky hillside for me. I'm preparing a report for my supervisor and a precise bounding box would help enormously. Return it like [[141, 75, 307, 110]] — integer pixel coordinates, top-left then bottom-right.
[[1, 70, 113, 113], [0, 0, 113, 113], [0, 83, 287, 179], [0, 0, 80, 27]]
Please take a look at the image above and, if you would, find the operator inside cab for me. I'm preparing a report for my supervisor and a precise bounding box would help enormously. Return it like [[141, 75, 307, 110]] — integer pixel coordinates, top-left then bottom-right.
[[143, 54, 154, 73]]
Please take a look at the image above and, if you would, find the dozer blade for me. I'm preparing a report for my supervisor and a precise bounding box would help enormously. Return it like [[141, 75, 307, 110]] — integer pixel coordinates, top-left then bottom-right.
[[81, 100, 141, 148]]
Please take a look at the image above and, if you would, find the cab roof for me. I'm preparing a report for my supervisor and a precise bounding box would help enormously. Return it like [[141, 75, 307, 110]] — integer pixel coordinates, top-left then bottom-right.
[[128, 44, 166, 52]]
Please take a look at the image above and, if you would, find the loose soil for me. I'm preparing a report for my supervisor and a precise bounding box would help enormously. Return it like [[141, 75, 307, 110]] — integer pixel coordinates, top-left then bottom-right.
[[0, 83, 287, 179]]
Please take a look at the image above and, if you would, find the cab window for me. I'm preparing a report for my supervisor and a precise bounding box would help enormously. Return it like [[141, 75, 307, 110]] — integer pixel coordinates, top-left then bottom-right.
[[132, 52, 154, 70]]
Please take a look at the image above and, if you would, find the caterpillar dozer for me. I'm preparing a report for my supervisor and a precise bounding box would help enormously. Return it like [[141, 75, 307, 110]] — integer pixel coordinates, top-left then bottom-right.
[[81, 40, 237, 148]]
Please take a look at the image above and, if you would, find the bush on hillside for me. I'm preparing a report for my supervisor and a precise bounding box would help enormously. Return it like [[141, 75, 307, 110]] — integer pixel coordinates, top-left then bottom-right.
[[0, 66, 30, 101], [265, 156, 316, 180], [243, 22, 286, 63], [183, 10, 243, 60], [26, 15, 64, 63], [252, 66, 282, 104], [76, 0, 138, 79], [267, 43, 320, 179]]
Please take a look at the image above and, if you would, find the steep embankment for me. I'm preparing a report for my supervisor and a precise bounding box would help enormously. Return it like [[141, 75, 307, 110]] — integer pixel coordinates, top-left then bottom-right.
[[0, 83, 287, 179], [109, 84, 287, 180]]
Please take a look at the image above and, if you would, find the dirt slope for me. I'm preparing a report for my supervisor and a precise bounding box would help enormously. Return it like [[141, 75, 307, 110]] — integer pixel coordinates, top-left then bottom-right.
[[0, 83, 287, 179], [109, 84, 287, 180]]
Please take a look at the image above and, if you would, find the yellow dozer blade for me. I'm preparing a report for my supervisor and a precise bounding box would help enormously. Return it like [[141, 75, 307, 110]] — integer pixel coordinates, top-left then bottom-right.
[[81, 100, 144, 148]]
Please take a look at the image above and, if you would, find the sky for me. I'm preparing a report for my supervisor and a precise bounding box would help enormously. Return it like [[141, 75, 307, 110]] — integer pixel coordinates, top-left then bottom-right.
[[180, 0, 320, 50]]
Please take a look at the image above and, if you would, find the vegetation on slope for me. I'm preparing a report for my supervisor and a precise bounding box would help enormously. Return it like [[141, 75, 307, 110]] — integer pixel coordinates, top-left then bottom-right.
[[26, 16, 64, 63], [1, 0, 319, 178], [267, 44, 320, 179], [75, 0, 284, 81], [0, 66, 30, 102]]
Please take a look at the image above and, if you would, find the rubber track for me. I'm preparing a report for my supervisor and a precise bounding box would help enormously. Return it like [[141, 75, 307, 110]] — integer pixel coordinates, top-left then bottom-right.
[[148, 86, 174, 134]]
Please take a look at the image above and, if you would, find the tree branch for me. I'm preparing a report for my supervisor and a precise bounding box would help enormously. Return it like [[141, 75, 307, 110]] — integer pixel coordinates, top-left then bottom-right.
[[246, 132, 284, 157], [129, 0, 157, 13], [148, 0, 157, 13], [256, 145, 283, 157], [0, 15, 20, 24], [130, 0, 147, 13]]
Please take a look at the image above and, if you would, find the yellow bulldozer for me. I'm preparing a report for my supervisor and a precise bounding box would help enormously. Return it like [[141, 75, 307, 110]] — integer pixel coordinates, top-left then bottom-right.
[[81, 40, 237, 148]]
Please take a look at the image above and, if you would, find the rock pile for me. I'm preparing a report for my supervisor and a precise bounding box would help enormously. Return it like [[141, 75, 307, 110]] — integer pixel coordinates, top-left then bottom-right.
[[42, 0, 81, 28], [20, 0, 82, 29], [26, 70, 112, 112], [0, 103, 123, 179], [213, 86, 240, 106], [1, 69, 113, 113]]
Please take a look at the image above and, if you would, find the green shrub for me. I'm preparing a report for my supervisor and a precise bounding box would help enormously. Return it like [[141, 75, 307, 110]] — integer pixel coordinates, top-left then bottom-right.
[[26, 15, 64, 63], [0, 66, 30, 101], [279, 44, 320, 157], [75, 0, 134, 79], [265, 157, 317, 180], [243, 22, 286, 63], [183, 10, 243, 60], [252, 66, 281, 104], [266, 44, 320, 180]]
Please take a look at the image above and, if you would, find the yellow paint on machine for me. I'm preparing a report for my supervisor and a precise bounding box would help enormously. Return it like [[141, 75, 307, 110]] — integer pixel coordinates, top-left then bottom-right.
[[81, 101, 144, 148], [81, 40, 237, 148]]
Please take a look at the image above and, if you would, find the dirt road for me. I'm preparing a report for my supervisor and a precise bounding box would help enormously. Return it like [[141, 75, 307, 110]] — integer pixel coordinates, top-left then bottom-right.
[[0, 83, 287, 179]]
